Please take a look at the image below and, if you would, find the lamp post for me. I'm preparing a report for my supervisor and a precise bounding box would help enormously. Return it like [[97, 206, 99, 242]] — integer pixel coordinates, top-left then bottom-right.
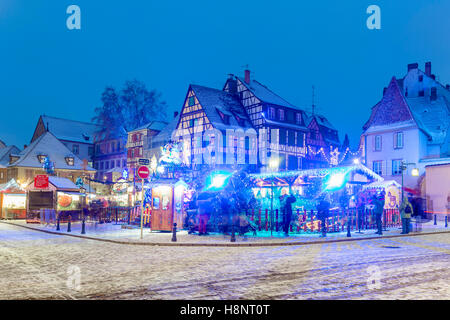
[[269, 158, 279, 237], [400, 161, 419, 201]]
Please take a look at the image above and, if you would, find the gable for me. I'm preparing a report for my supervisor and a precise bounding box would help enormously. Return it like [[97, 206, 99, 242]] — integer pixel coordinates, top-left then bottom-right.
[[177, 88, 212, 136], [368, 77, 414, 127], [31, 117, 47, 143]]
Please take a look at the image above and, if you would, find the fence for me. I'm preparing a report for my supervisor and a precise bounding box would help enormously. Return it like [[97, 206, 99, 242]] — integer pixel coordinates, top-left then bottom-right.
[[244, 208, 402, 234]]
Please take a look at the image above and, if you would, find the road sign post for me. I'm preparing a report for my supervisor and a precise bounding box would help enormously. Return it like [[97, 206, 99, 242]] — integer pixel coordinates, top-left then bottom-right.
[[137, 166, 150, 239]]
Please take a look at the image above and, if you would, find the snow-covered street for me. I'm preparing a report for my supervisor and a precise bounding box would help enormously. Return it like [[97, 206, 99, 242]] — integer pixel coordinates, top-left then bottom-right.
[[0, 222, 449, 300]]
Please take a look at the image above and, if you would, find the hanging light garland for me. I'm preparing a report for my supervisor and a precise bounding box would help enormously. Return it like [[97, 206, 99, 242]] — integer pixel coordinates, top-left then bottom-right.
[[307, 145, 363, 166]]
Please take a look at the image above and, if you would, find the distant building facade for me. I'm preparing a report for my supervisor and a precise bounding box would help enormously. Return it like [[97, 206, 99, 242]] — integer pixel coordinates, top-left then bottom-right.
[[7, 131, 95, 185], [31, 115, 100, 165], [361, 62, 450, 190], [0, 145, 21, 184]]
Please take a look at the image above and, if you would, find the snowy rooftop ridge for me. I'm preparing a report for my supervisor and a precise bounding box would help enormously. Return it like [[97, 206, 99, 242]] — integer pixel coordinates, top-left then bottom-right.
[[40, 115, 101, 144], [9, 131, 95, 171]]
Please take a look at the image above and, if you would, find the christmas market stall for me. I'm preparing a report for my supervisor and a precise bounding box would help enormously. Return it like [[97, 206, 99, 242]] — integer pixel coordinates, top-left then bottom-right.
[[148, 179, 188, 232], [25, 176, 85, 223], [0, 179, 27, 219], [249, 163, 388, 233]]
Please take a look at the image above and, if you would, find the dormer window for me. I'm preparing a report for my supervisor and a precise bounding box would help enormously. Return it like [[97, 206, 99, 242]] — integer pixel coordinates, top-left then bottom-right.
[[37, 155, 47, 164], [419, 90, 425, 97], [296, 113, 302, 125], [65, 157, 75, 166], [419, 75, 423, 82]]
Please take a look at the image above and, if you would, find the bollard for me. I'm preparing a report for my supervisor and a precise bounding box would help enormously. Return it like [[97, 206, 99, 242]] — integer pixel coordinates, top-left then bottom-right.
[[258, 209, 262, 231], [445, 216, 448, 228], [81, 218, 86, 234], [434, 214, 437, 225], [231, 225, 236, 242], [56, 215, 60, 231], [347, 218, 351, 237], [67, 215, 71, 232], [171, 223, 177, 242]]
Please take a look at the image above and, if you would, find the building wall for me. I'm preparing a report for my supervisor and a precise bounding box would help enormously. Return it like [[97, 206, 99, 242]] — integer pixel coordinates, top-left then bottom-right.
[[93, 137, 127, 182], [425, 164, 450, 218], [0, 168, 7, 184], [61, 140, 94, 164], [364, 126, 422, 188], [7, 167, 91, 185]]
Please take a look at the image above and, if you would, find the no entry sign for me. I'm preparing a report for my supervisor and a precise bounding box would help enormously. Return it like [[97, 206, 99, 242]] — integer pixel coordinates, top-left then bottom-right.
[[137, 166, 150, 179]]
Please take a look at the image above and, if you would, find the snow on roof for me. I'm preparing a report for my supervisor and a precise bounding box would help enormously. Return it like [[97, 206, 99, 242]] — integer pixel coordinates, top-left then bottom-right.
[[236, 77, 297, 109], [131, 121, 169, 133], [0, 145, 20, 168], [190, 84, 252, 131], [41, 115, 100, 144], [407, 96, 450, 145], [9, 131, 95, 171], [152, 114, 181, 145], [48, 176, 79, 190], [362, 180, 401, 190]]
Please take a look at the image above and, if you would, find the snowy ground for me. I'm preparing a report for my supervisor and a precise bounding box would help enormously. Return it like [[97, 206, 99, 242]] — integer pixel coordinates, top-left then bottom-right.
[[5, 219, 449, 245], [0, 222, 449, 300]]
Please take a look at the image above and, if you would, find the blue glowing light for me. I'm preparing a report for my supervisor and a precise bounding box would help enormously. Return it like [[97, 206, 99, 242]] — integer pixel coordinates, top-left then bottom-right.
[[205, 171, 233, 191]]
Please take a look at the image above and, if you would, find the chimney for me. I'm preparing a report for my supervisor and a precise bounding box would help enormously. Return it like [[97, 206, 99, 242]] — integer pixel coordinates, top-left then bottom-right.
[[431, 87, 437, 101], [383, 87, 387, 96], [244, 69, 251, 84], [23, 145, 27, 150], [173, 111, 179, 119], [431, 74, 436, 80], [407, 63, 418, 72], [425, 62, 432, 77]]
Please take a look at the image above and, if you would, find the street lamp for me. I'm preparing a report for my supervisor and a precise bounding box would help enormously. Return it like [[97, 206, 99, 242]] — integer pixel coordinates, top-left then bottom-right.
[[400, 161, 419, 201]]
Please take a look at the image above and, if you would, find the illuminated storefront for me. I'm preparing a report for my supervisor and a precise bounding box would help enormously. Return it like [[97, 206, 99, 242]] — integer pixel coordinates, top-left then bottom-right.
[[0, 179, 27, 219]]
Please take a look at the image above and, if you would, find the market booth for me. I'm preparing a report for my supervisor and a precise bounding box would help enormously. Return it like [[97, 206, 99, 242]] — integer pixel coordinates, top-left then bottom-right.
[[26, 176, 85, 223], [0, 179, 26, 219], [149, 179, 188, 232]]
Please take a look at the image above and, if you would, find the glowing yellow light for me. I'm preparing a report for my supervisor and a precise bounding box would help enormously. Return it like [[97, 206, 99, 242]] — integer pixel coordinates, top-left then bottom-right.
[[411, 168, 419, 177]]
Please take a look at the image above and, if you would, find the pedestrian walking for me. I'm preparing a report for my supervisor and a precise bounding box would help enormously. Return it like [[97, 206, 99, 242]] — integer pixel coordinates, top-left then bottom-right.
[[400, 196, 413, 234], [373, 192, 385, 235], [317, 195, 330, 237]]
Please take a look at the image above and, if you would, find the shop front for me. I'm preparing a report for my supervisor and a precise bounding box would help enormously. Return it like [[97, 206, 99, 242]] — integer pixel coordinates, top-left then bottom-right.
[[0, 179, 26, 219], [149, 179, 188, 232], [26, 176, 85, 223]]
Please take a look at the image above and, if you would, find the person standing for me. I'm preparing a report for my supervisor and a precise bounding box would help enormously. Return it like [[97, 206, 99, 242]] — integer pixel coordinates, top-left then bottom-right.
[[197, 192, 212, 235], [282, 193, 296, 236], [317, 195, 330, 237], [400, 196, 413, 234], [373, 192, 385, 235]]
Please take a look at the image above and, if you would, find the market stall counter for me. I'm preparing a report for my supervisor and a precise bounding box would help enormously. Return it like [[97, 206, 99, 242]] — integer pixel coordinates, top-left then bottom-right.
[[25, 176, 85, 224], [0, 179, 26, 219]]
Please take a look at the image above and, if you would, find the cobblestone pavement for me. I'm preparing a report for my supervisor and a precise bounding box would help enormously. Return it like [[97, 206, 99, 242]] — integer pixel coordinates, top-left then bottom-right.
[[0, 223, 449, 300]]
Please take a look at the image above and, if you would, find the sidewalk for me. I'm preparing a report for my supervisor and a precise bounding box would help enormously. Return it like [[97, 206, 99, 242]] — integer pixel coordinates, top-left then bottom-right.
[[2, 219, 449, 247]]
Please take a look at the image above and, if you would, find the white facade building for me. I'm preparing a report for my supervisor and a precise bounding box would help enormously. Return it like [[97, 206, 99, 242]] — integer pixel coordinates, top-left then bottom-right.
[[361, 62, 450, 191]]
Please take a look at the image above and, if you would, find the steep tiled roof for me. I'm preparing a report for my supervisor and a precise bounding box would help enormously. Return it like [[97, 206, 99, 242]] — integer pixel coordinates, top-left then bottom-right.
[[0, 145, 20, 168], [9, 131, 94, 171], [190, 84, 252, 131], [41, 115, 100, 144], [131, 121, 168, 132], [236, 77, 297, 109]]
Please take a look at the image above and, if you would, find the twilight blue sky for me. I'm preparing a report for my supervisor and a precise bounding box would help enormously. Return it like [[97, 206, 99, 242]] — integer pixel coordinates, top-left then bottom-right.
[[1, 0, 449, 149]]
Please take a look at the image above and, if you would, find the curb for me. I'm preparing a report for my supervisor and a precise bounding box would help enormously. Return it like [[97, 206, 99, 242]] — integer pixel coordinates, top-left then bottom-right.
[[2, 220, 450, 247]]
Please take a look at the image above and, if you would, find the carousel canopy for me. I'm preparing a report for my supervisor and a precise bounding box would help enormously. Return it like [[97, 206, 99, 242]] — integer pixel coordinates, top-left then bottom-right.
[[362, 180, 401, 191], [249, 164, 383, 188]]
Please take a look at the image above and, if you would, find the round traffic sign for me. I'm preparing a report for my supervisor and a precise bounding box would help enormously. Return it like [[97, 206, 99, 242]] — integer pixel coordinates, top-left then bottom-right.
[[137, 166, 150, 179]]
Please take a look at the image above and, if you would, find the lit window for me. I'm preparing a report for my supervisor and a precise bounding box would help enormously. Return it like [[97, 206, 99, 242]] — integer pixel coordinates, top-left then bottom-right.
[[65, 157, 74, 166], [392, 159, 403, 175], [296, 113, 302, 125], [279, 109, 285, 121], [373, 161, 382, 175]]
